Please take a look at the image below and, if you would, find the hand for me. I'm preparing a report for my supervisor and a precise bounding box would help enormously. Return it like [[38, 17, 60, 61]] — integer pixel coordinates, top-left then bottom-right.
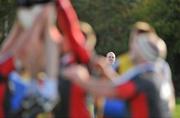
[[63, 65, 90, 83], [91, 56, 117, 80]]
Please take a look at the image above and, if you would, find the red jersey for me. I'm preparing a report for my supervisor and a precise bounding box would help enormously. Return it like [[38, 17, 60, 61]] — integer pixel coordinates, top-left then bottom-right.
[[114, 72, 171, 118], [55, 0, 91, 118], [56, 0, 90, 64], [53, 54, 90, 118], [0, 56, 14, 118]]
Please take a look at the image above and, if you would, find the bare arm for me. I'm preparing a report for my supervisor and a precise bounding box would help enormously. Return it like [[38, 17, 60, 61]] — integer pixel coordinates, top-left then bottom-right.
[[56, 0, 90, 64], [0, 22, 22, 55], [63, 65, 116, 98], [82, 79, 116, 98], [63, 64, 137, 100]]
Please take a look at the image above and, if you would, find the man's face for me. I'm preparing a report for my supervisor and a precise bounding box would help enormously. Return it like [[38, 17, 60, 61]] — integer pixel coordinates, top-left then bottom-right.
[[106, 52, 116, 65]]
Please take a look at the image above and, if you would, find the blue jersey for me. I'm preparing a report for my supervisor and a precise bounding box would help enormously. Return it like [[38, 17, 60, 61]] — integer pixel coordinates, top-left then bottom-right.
[[9, 71, 31, 111]]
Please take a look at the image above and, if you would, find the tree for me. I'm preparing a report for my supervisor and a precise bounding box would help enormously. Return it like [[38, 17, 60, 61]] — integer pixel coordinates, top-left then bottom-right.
[[72, 0, 137, 55], [0, 0, 16, 44]]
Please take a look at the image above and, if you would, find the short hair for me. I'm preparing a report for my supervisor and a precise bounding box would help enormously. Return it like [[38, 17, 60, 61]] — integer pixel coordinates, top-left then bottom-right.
[[17, 0, 54, 7], [106, 52, 116, 58], [130, 21, 155, 41], [80, 21, 96, 51], [133, 21, 155, 33]]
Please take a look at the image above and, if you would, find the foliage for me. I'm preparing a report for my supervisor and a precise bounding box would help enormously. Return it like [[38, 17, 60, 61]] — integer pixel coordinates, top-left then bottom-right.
[[72, 0, 138, 55], [0, 0, 16, 44]]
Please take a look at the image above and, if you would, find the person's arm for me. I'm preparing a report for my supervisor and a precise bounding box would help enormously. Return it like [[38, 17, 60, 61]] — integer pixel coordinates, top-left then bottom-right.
[[63, 65, 137, 99], [56, 0, 90, 64], [0, 22, 22, 78], [0, 22, 22, 55], [80, 79, 137, 100], [63, 65, 116, 97], [80, 79, 116, 98]]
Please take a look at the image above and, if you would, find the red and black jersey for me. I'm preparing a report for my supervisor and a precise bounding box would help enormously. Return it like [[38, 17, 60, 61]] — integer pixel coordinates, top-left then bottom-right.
[[55, 0, 91, 118], [0, 56, 14, 118], [115, 72, 171, 118], [53, 54, 90, 118], [56, 0, 90, 64], [56, 78, 90, 118]]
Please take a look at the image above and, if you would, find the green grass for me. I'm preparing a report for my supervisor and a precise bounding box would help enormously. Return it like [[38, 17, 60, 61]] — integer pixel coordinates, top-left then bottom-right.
[[174, 98, 180, 118]]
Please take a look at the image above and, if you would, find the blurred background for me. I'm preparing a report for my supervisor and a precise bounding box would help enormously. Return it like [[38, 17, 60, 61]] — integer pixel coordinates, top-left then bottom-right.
[[0, 0, 179, 117]]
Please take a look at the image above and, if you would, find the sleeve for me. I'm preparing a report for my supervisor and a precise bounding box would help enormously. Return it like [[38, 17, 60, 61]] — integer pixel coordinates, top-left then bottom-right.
[[56, 0, 90, 64], [0, 56, 14, 78], [114, 81, 137, 100]]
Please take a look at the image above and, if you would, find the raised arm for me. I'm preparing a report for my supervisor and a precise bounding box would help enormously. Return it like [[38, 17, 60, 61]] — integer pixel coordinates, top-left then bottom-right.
[[0, 22, 22, 77], [0, 22, 22, 55], [56, 0, 90, 64], [63, 65, 137, 99]]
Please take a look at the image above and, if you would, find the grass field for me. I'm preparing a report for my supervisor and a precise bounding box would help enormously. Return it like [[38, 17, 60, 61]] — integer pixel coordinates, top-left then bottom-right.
[[174, 98, 180, 118]]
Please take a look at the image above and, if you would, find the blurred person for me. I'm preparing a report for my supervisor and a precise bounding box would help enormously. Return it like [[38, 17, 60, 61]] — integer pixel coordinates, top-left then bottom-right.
[[0, 0, 59, 78], [63, 29, 173, 118], [99, 23, 174, 118], [0, 0, 61, 117], [52, 0, 100, 118], [103, 22, 175, 117], [114, 21, 155, 74], [95, 51, 128, 118], [2, 0, 97, 118], [130, 23, 175, 112], [106, 52, 116, 66], [94, 22, 155, 118], [53, 21, 97, 118], [8, 68, 31, 113], [80, 21, 97, 118]]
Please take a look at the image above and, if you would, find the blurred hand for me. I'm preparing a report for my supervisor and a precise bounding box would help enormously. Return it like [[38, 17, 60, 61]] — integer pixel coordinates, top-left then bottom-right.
[[63, 65, 90, 83], [91, 56, 117, 80]]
